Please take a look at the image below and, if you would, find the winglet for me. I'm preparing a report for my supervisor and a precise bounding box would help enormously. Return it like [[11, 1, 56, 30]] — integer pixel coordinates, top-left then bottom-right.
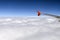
[[37, 11, 41, 16]]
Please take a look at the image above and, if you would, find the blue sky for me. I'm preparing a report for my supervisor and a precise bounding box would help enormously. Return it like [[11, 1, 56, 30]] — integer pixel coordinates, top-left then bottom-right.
[[0, 0, 60, 17]]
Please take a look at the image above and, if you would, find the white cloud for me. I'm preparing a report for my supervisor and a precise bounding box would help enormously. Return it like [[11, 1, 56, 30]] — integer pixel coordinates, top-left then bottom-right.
[[0, 17, 60, 40], [5, 18, 12, 21]]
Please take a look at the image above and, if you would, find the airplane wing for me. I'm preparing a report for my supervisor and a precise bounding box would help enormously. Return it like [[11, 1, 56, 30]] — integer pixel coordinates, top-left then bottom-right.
[[37, 11, 60, 22], [37, 11, 60, 18], [44, 14, 60, 18]]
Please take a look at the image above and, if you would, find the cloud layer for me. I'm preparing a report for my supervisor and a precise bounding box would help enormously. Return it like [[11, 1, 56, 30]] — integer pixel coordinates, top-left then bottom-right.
[[0, 17, 60, 40]]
